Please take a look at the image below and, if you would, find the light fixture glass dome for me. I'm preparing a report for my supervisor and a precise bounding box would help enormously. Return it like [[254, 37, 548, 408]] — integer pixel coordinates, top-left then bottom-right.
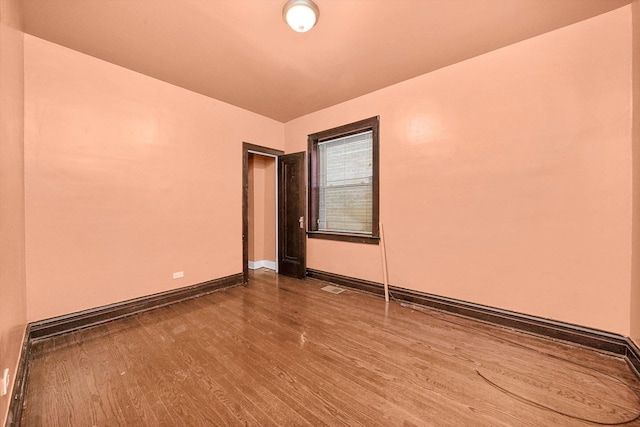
[[283, 0, 319, 33]]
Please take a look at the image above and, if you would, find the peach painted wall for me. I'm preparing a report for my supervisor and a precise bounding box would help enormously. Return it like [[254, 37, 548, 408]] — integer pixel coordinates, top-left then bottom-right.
[[248, 154, 276, 264], [248, 155, 256, 261], [24, 35, 284, 322], [285, 7, 633, 335], [0, 0, 26, 423], [631, 0, 640, 345], [263, 157, 276, 262]]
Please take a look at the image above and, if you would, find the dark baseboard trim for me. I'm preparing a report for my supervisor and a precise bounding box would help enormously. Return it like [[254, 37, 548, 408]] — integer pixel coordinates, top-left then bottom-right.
[[306, 268, 638, 374], [30, 273, 243, 341], [626, 338, 640, 377], [5, 326, 31, 427]]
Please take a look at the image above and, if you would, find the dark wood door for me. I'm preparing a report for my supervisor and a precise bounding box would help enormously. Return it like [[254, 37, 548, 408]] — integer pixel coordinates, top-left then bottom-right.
[[278, 152, 306, 279]]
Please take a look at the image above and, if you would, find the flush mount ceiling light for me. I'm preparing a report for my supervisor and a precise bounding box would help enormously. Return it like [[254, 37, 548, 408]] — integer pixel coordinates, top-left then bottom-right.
[[283, 0, 319, 33]]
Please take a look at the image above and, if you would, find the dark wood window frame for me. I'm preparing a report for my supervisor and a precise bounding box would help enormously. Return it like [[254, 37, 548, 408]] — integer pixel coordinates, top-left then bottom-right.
[[307, 116, 380, 245]]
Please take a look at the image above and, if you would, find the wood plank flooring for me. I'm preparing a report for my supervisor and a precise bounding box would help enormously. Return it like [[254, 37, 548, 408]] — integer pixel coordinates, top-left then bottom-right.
[[21, 269, 640, 426]]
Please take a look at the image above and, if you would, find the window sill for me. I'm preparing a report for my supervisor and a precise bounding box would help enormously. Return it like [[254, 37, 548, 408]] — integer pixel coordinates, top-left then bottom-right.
[[307, 231, 380, 245]]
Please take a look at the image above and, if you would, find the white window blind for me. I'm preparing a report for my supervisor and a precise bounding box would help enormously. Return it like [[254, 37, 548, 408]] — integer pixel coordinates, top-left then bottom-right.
[[318, 130, 373, 234]]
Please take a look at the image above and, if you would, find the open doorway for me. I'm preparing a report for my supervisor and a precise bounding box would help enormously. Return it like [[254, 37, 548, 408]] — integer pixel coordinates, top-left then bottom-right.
[[242, 143, 284, 283], [248, 153, 277, 271]]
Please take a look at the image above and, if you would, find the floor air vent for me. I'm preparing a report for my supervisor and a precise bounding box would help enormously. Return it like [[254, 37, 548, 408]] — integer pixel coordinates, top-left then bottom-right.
[[321, 285, 345, 294]]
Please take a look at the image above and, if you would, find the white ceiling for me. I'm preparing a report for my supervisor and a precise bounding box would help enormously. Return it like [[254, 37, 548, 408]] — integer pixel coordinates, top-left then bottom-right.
[[22, 0, 630, 122]]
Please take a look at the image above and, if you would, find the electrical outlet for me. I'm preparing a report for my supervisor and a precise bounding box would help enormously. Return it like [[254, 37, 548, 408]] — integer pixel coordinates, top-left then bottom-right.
[[172, 271, 184, 279], [1, 368, 9, 396]]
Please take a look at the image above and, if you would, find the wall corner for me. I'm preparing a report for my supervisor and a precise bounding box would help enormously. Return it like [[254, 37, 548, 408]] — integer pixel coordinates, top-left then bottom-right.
[[630, 0, 640, 343]]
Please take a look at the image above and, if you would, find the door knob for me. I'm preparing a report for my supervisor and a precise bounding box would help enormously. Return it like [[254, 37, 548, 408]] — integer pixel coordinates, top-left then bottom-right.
[[299, 216, 304, 228]]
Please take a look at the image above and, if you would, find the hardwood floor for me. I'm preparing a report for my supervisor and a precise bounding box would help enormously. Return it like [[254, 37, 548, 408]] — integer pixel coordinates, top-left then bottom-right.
[[21, 269, 640, 426]]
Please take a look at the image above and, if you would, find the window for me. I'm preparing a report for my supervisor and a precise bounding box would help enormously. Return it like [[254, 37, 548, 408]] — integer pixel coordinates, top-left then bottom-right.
[[308, 116, 379, 244]]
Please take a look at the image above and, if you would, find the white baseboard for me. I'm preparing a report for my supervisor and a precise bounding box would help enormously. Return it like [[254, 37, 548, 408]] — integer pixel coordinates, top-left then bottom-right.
[[248, 260, 277, 271]]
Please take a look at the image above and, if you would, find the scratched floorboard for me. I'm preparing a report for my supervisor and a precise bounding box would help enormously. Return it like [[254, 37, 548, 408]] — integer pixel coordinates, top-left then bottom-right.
[[20, 269, 640, 426]]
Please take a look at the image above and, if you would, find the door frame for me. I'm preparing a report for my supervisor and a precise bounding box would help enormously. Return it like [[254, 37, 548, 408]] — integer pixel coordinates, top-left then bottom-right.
[[242, 142, 284, 283]]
